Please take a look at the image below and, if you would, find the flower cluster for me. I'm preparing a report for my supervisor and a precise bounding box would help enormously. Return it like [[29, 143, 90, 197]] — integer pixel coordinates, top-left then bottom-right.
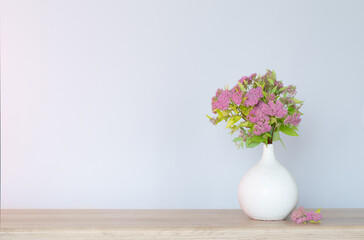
[[244, 87, 263, 107], [207, 70, 303, 149], [247, 100, 288, 135], [211, 89, 230, 111], [291, 207, 322, 224], [284, 112, 301, 126]]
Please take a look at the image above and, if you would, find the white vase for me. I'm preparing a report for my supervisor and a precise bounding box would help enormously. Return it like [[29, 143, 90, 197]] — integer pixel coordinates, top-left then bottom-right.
[[238, 144, 298, 220]]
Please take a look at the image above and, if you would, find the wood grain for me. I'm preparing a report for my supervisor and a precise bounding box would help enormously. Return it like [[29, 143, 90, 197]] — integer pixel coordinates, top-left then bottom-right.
[[1, 209, 364, 239]]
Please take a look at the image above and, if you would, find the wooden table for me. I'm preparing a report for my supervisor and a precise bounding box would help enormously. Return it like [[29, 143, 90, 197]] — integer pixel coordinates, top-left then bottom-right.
[[1, 209, 364, 239]]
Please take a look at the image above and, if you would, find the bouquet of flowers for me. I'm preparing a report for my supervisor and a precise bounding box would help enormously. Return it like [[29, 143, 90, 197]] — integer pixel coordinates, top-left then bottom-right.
[[207, 70, 303, 148]]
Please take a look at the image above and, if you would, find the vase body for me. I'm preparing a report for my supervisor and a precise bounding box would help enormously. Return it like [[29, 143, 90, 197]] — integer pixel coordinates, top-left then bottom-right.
[[238, 144, 298, 220]]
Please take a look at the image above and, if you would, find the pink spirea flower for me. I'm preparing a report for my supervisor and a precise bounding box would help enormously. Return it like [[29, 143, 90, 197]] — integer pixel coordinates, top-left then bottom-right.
[[239, 76, 247, 83], [215, 88, 223, 97], [266, 93, 276, 102], [249, 100, 287, 122], [291, 206, 305, 220], [263, 100, 287, 118], [211, 88, 223, 111], [211, 89, 231, 111], [291, 207, 322, 224], [253, 121, 271, 135], [284, 112, 301, 126], [274, 80, 284, 88], [244, 87, 263, 107], [238, 73, 256, 86], [283, 85, 297, 96], [305, 211, 322, 222], [231, 91, 243, 105], [248, 101, 270, 123], [249, 73, 257, 80], [247, 99, 288, 136], [247, 101, 271, 135], [212, 86, 244, 111], [239, 76, 248, 82]]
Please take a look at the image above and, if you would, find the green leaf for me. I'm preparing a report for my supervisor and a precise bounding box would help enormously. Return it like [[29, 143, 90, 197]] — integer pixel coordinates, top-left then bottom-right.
[[280, 125, 299, 136], [292, 98, 303, 104], [238, 82, 245, 91], [230, 105, 239, 114], [315, 208, 321, 214], [268, 78, 275, 86], [273, 131, 280, 142], [261, 82, 266, 89], [263, 132, 272, 138], [271, 85, 278, 94], [240, 141, 245, 149], [279, 138, 286, 150], [278, 86, 288, 93], [240, 105, 250, 116], [251, 136, 265, 142], [215, 117, 223, 124], [262, 91, 267, 98], [215, 109, 223, 117], [240, 121, 249, 127], [206, 114, 212, 119], [287, 106, 296, 115], [269, 117, 277, 125], [246, 141, 260, 148], [229, 124, 240, 134], [222, 110, 230, 117], [226, 116, 241, 129], [233, 137, 244, 142]]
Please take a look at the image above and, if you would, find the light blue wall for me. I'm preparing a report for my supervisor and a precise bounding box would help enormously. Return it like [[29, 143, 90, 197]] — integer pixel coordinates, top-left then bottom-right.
[[1, 0, 364, 208]]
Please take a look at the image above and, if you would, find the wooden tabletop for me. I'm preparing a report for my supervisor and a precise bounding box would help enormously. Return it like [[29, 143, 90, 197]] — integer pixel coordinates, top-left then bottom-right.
[[1, 209, 364, 239]]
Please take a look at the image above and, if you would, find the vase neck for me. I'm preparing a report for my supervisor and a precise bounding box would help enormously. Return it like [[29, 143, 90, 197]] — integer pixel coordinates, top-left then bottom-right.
[[259, 144, 277, 165]]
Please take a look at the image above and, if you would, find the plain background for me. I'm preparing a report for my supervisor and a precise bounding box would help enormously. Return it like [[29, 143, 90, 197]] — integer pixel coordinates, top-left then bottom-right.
[[1, 0, 364, 209]]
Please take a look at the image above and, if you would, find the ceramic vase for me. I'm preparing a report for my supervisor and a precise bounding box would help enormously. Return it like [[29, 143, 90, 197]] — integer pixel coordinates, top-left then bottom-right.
[[238, 144, 298, 220]]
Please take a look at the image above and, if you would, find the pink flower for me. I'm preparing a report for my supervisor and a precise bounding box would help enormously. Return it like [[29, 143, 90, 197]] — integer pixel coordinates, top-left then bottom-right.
[[231, 91, 243, 105], [274, 80, 284, 88], [249, 73, 257, 80], [284, 112, 301, 126], [283, 85, 297, 96], [313, 212, 322, 222], [211, 89, 231, 111], [237, 73, 255, 86], [305, 211, 322, 222], [247, 101, 271, 135], [291, 207, 322, 224], [266, 93, 276, 102], [215, 88, 223, 97], [254, 100, 287, 118], [291, 206, 305, 220], [244, 87, 263, 107], [230, 85, 240, 93], [238, 76, 249, 85], [248, 101, 269, 123], [266, 100, 287, 118], [248, 99, 287, 122], [253, 121, 271, 135], [211, 85, 245, 111]]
